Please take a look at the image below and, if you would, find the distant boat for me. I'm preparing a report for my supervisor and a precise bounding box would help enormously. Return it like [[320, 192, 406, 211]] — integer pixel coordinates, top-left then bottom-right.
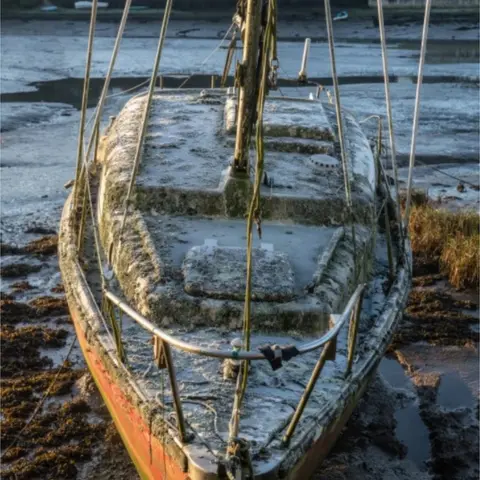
[[40, 5, 58, 11], [74, 1, 109, 9], [333, 10, 348, 21]]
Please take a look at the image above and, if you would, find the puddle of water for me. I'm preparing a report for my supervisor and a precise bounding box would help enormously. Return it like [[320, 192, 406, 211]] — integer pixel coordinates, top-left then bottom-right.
[[395, 405, 431, 468], [1, 73, 478, 109], [396, 41, 479, 65], [380, 357, 410, 389], [437, 372, 476, 410], [379, 357, 431, 469]]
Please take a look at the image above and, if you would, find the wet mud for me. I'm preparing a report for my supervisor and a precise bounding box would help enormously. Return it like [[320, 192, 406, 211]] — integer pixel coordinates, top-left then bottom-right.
[[390, 288, 478, 349], [1, 17, 478, 479]]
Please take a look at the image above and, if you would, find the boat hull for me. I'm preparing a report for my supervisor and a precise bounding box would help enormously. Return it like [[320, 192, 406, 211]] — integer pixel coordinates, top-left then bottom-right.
[[69, 295, 189, 480], [60, 185, 410, 479]]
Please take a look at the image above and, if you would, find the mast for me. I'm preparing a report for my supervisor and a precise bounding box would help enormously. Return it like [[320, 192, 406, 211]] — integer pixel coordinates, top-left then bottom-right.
[[232, 0, 263, 174]]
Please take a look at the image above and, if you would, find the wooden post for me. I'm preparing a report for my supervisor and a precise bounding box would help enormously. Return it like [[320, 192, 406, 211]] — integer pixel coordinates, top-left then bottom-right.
[[345, 288, 365, 377], [282, 340, 336, 445], [162, 341, 187, 442]]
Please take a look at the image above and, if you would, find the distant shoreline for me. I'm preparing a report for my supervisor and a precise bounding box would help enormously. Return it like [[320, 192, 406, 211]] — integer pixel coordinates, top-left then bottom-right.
[[2, 6, 479, 24]]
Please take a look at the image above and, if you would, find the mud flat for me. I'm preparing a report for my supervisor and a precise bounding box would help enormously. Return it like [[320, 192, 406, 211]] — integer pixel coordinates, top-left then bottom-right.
[[0, 233, 138, 480]]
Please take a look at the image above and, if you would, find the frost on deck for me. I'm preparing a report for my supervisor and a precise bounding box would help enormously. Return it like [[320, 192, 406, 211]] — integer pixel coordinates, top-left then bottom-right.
[[94, 88, 405, 473], [116, 242, 391, 464], [121, 314, 350, 457], [137, 91, 344, 198]]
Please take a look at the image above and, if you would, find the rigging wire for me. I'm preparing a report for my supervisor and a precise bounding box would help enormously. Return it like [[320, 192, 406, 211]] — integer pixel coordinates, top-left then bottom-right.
[[323, 0, 358, 278], [404, 0, 433, 227], [376, 0, 403, 236], [72, 0, 98, 211], [177, 23, 235, 90], [80, 0, 133, 184], [120, 0, 173, 234]]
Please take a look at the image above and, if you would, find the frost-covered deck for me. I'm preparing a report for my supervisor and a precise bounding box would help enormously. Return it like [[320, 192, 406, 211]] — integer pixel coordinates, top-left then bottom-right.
[[57, 87, 412, 479]]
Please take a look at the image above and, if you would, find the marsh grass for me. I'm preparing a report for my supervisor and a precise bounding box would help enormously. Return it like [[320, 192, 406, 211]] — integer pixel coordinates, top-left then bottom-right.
[[407, 199, 479, 289]]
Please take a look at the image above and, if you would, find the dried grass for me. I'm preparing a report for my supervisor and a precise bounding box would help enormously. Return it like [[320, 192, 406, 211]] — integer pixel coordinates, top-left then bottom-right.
[[408, 205, 479, 289]]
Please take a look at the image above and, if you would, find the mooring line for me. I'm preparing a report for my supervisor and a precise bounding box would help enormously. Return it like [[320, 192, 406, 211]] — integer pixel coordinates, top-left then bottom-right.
[[376, 0, 404, 238], [120, 0, 173, 234], [404, 0, 433, 227], [72, 0, 98, 212]]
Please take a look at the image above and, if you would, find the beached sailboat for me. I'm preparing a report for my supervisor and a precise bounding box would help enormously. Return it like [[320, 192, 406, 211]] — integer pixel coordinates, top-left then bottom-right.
[[59, 0, 432, 478]]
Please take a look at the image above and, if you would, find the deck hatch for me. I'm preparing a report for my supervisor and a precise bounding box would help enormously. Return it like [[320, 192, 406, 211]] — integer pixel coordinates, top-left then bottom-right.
[[182, 242, 295, 302]]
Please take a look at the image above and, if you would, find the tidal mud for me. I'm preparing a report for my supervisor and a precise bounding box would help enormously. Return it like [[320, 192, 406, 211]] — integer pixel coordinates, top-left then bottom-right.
[[0, 240, 137, 480]]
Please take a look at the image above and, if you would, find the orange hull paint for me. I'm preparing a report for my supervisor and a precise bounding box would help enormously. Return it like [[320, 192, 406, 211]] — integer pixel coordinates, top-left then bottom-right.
[[70, 304, 189, 480]]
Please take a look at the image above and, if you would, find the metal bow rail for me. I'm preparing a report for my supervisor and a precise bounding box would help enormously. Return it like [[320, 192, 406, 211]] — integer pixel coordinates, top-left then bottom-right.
[[103, 284, 365, 446]]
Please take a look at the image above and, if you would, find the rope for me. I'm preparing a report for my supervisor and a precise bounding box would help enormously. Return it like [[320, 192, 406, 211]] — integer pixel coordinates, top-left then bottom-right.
[[240, 0, 276, 396], [72, 0, 98, 211], [225, 2, 277, 465], [177, 23, 235, 90], [0, 337, 78, 460], [120, 0, 173, 234], [359, 116, 478, 191], [79, 0, 133, 177], [415, 159, 478, 189], [404, 0, 433, 228], [376, 0, 403, 235], [221, 28, 238, 88], [324, 0, 357, 276]]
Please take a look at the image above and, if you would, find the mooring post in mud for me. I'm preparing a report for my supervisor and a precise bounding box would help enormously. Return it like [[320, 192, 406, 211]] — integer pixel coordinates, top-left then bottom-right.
[[298, 38, 311, 84], [211, 75, 216, 88]]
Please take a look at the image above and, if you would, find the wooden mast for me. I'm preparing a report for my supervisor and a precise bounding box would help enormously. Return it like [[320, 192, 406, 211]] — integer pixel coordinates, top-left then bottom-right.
[[232, 0, 263, 174]]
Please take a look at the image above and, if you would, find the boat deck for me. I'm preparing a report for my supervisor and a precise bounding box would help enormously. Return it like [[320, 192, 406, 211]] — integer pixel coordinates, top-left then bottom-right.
[[112, 238, 390, 472], [88, 88, 408, 476]]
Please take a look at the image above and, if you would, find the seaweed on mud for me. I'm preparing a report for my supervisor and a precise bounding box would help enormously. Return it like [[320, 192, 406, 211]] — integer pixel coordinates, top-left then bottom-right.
[[390, 289, 478, 349], [11, 280, 35, 292], [412, 274, 444, 287], [0, 242, 23, 256], [25, 225, 56, 235], [24, 235, 58, 256], [2, 399, 104, 479], [0, 291, 16, 301], [28, 295, 68, 317], [0, 262, 43, 278], [0, 299, 36, 324], [51, 283, 65, 294], [0, 325, 69, 376], [1, 296, 69, 323]]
